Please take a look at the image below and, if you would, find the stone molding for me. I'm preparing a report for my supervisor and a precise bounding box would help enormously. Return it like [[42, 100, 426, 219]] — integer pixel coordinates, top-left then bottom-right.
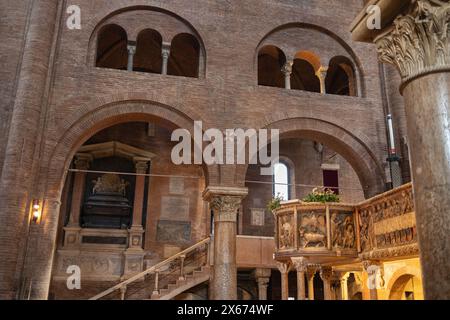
[[375, 0, 450, 88]]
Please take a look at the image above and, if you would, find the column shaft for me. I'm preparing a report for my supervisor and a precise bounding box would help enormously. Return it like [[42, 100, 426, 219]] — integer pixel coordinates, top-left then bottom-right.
[[403, 74, 450, 299]]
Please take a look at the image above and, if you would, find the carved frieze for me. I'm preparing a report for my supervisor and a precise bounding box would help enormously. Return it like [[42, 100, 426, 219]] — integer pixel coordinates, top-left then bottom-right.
[[331, 211, 356, 249]]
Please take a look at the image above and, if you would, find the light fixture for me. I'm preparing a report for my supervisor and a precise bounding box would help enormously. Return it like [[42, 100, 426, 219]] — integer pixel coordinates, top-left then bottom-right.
[[31, 199, 41, 223]]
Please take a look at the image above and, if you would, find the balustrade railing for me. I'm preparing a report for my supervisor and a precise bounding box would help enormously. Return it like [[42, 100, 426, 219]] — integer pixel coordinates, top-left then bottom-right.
[[90, 237, 210, 300]]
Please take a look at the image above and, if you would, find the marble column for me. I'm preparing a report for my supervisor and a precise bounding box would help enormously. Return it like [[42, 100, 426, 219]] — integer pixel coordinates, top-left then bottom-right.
[[253, 268, 271, 300], [64, 154, 91, 247], [277, 262, 291, 300], [306, 267, 317, 300], [282, 61, 293, 89], [161, 42, 171, 75], [340, 273, 350, 301], [291, 257, 307, 300], [315, 66, 328, 94], [127, 43, 136, 71], [320, 266, 333, 300], [204, 187, 247, 300], [365, 1, 450, 300]]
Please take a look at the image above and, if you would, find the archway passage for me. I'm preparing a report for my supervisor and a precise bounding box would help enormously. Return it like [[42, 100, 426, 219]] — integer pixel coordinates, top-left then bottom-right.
[[168, 33, 200, 78], [291, 51, 321, 93], [50, 121, 209, 299], [258, 45, 286, 88], [96, 24, 128, 70], [134, 29, 163, 73], [326, 56, 356, 96], [291, 59, 321, 92], [389, 274, 423, 300]]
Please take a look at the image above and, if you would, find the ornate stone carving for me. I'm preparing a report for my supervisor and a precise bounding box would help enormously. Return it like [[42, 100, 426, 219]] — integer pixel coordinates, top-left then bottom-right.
[[291, 257, 308, 272], [358, 185, 416, 251], [331, 212, 356, 249], [210, 195, 242, 222], [298, 211, 327, 248], [278, 214, 294, 249], [92, 174, 129, 196], [376, 0, 450, 84], [319, 266, 333, 281]]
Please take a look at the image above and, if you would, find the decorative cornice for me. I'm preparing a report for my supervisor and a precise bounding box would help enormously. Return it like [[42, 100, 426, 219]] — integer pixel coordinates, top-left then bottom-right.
[[359, 243, 419, 260], [375, 0, 450, 89]]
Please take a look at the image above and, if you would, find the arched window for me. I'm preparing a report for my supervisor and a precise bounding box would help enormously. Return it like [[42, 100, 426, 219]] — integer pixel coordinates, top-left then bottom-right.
[[291, 51, 321, 93], [326, 56, 357, 96], [273, 163, 289, 200], [134, 29, 163, 74], [96, 24, 128, 70], [257, 45, 286, 88], [168, 33, 200, 78]]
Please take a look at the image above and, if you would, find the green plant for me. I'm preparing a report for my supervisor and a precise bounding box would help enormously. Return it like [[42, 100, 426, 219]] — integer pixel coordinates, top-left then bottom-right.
[[267, 193, 284, 211], [303, 187, 340, 203]]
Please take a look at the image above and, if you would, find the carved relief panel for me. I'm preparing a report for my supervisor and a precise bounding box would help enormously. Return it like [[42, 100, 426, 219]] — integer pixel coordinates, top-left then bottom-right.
[[331, 211, 356, 249], [298, 210, 327, 248], [278, 212, 295, 250]]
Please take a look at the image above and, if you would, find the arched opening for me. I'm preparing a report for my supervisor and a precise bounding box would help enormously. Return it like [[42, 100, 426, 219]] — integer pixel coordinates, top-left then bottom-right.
[[49, 116, 211, 299], [257, 45, 286, 88], [326, 56, 357, 96], [168, 33, 200, 78], [389, 274, 423, 300], [273, 163, 289, 201], [134, 29, 163, 74], [96, 24, 128, 70], [291, 51, 321, 93]]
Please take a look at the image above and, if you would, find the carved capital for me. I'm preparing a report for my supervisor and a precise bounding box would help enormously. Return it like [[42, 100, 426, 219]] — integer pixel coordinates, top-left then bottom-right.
[[127, 45, 136, 55], [375, 0, 450, 86], [210, 195, 241, 222], [134, 161, 149, 174], [281, 61, 293, 75], [319, 266, 333, 281], [276, 261, 291, 274], [74, 154, 92, 170], [162, 42, 171, 59], [291, 257, 308, 273]]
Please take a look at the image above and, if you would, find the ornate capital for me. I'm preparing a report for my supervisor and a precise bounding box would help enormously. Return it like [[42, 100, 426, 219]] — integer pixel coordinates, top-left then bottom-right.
[[162, 42, 171, 59], [281, 61, 293, 75], [134, 161, 149, 174], [210, 195, 241, 222], [127, 44, 136, 55], [276, 261, 292, 274], [319, 266, 333, 281], [74, 154, 92, 170], [291, 257, 308, 273], [376, 0, 450, 86]]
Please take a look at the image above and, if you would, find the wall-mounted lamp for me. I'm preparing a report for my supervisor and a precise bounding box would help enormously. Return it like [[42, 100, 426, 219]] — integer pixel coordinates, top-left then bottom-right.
[[31, 199, 42, 224]]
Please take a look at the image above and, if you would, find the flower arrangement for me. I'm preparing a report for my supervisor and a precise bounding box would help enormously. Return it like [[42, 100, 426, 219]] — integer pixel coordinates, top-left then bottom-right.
[[303, 187, 340, 203], [267, 193, 285, 211]]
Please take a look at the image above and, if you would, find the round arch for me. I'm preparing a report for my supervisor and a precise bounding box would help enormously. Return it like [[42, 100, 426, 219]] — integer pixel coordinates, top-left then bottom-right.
[[254, 22, 365, 97], [236, 117, 386, 198], [42, 101, 219, 203], [386, 266, 423, 300]]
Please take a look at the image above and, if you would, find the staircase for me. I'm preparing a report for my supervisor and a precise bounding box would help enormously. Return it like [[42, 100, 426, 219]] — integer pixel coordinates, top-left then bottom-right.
[[90, 238, 211, 300]]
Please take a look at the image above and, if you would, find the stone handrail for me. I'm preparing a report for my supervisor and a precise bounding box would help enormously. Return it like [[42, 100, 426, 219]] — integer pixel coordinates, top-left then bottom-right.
[[90, 237, 211, 300]]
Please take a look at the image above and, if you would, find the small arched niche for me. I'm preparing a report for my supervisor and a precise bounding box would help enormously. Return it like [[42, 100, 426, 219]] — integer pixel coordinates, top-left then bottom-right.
[[326, 56, 357, 96], [134, 29, 163, 74], [96, 24, 128, 70], [291, 51, 321, 93], [257, 45, 286, 88], [168, 33, 201, 78]]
